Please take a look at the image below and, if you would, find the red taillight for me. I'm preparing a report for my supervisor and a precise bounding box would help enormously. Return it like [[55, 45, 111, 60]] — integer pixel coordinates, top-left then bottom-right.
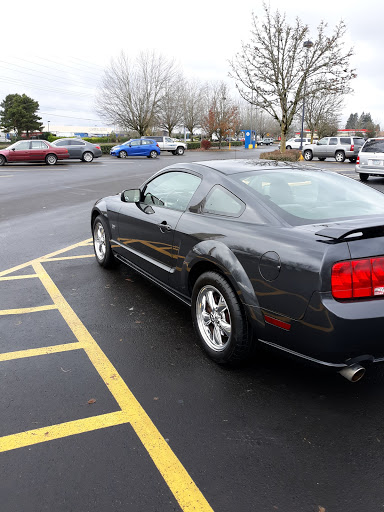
[[332, 257, 384, 299], [332, 261, 352, 298], [156, 143, 160, 147], [95, 145, 101, 150], [350, 144, 354, 151], [356, 156, 360, 164]]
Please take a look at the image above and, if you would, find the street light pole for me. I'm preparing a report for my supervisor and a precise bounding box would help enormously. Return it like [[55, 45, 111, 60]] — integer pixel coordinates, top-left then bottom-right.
[[299, 40, 313, 151]]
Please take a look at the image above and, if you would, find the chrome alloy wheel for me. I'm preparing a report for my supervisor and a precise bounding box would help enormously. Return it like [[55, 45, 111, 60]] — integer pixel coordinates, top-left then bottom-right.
[[93, 221, 106, 261], [83, 151, 93, 162], [196, 285, 232, 352], [46, 154, 57, 165]]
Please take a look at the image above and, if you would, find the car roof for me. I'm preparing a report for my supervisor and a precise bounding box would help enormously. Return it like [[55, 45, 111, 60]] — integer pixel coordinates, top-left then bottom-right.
[[188, 159, 320, 175]]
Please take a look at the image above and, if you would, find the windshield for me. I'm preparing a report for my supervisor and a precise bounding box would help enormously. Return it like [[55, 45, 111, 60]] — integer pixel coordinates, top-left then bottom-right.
[[232, 169, 384, 226]]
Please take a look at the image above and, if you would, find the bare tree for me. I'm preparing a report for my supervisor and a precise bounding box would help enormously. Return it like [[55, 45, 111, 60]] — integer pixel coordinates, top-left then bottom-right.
[[96, 50, 177, 136], [229, 3, 355, 151], [157, 72, 185, 135], [304, 89, 343, 141], [182, 79, 205, 140], [202, 82, 239, 147]]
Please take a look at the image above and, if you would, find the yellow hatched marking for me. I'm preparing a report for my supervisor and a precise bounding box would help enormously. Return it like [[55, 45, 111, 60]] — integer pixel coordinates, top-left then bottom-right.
[[43, 255, 94, 262], [0, 304, 57, 316], [0, 238, 92, 278], [30, 260, 213, 512], [0, 274, 39, 281], [0, 342, 81, 362], [0, 412, 129, 453]]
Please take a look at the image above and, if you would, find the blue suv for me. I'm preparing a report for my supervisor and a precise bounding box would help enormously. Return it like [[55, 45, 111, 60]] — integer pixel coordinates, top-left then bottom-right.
[[110, 139, 160, 159]]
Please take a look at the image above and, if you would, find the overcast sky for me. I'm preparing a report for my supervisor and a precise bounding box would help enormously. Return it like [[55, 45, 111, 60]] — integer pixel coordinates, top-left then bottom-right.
[[2, 0, 382, 130]]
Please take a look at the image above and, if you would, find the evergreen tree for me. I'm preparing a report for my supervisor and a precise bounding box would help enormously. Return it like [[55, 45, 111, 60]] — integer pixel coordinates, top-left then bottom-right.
[[0, 93, 43, 136], [345, 112, 358, 129]]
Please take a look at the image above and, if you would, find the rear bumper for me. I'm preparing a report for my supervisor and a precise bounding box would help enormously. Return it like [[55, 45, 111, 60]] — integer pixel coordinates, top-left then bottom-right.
[[355, 164, 384, 175], [251, 291, 384, 366]]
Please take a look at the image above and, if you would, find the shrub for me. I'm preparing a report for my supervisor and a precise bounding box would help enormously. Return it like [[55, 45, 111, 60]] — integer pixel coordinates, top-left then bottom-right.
[[260, 149, 302, 162], [201, 139, 211, 150], [99, 143, 116, 154], [187, 142, 201, 150]]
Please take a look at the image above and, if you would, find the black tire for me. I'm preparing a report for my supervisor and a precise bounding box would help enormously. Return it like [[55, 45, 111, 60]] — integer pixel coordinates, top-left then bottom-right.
[[359, 173, 369, 182], [92, 215, 116, 268], [286, 145, 292, 150], [172, 150, 177, 155], [176, 146, 185, 155], [349, 158, 357, 163], [318, 157, 326, 161], [149, 150, 158, 159], [0, 155, 6, 166], [191, 271, 252, 364], [45, 154, 57, 165], [335, 150, 345, 162], [303, 149, 313, 161], [82, 151, 94, 162], [119, 150, 128, 159]]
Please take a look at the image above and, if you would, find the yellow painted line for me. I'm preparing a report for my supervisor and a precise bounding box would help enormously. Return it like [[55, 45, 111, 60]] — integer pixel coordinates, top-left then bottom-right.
[[0, 342, 81, 362], [0, 238, 92, 278], [0, 274, 39, 281], [43, 255, 94, 262], [32, 260, 213, 512], [0, 304, 57, 316], [0, 411, 129, 453]]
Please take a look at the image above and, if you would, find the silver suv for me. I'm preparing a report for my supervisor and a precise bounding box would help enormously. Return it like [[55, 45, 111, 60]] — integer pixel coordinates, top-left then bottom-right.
[[355, 138, 384, 181], [302, 136, 365, 162]]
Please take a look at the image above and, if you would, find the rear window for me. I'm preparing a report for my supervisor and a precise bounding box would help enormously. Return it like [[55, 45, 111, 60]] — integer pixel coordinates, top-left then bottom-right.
[[362, 139, 384, 153], [233, 170, 384, 226]]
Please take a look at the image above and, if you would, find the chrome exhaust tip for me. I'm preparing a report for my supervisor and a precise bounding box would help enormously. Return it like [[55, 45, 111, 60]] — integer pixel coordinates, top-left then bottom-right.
[[339, 363, 366, 382]]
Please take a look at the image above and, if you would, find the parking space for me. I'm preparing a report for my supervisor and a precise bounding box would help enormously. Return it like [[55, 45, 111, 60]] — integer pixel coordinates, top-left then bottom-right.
[[0, 240, 213, 512]]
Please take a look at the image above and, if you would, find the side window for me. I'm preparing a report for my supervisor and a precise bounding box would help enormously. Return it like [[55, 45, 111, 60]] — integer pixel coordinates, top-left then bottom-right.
[[165, 137, 173, 143], [362, 140, 384, 153], [329, 138, 338, 145], [71, 140, 85, 146], [55, 140, 68, 147], [31, 141, 48, 149], [317, 138, 328, 145], [143, 171, 201, 211], [14, 141, 30, 150], [130, 140, 140, 146], [340, 137, 351, 145], [203, 185, 245, 217]]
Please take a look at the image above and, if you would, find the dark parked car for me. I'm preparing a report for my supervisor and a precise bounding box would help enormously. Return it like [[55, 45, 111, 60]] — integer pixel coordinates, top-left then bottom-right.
[[91, 160, 384, 382], [51, 138, 102, 162], [0, 140, 69, 165], [110, 139, 160, 159]]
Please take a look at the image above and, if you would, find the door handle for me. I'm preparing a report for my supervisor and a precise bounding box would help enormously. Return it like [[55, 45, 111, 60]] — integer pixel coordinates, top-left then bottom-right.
[[158, 221, 172, 232]]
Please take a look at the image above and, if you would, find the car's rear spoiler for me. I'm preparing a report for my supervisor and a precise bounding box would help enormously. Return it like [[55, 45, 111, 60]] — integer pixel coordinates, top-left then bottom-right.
[[315, 219, 384, 240]]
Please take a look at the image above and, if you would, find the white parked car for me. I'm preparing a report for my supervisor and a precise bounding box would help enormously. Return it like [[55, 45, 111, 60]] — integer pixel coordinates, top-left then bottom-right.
[[278, 137, 314, 150]]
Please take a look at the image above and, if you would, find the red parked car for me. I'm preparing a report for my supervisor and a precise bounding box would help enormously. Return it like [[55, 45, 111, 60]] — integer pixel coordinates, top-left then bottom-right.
[[0, 140, 69, 165]]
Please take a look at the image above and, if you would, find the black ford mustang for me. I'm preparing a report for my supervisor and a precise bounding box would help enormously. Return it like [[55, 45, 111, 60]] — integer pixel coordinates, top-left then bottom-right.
[[91, 160, 384, 382]]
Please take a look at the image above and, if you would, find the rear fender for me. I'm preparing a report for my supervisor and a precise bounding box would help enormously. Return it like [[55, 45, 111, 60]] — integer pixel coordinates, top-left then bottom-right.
[[182, 240, 263, 324]]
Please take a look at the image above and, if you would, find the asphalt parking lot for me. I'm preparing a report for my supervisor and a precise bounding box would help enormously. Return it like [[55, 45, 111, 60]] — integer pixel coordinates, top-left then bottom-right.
[[2, 148, 384, 512]]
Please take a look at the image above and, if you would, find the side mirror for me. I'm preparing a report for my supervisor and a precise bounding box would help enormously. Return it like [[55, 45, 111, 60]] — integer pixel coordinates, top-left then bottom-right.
[[11, 148, 15, 151], [316, 141, 320, 145], [121, 189, 141, 203]]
